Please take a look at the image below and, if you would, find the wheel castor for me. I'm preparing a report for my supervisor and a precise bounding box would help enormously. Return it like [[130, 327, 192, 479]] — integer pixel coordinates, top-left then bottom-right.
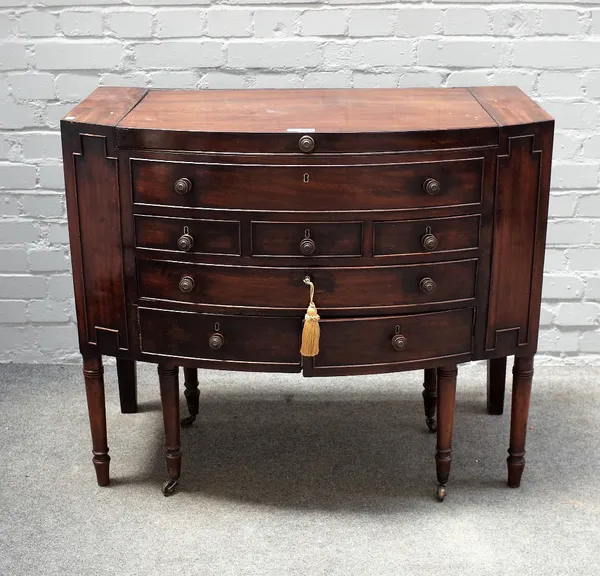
[[162, 479, 179, 497], [181, 415, 196, 428], [436, 484, 446, 502], [426, 417, 437, 433]]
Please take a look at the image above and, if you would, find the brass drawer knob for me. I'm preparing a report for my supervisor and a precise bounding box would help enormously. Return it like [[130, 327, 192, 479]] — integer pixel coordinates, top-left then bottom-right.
[[419, 277, 436, 295], [179, 276, 195, 293], [298, 135, 315, 153], [177, 227, 194, 252], [423, 178, 441, 196], [299, 230, 316, 256], [174, 177, 192, 195], [208, 333, 224, 350], [422, 232, 439, 251], [392, 334, 408, 351]]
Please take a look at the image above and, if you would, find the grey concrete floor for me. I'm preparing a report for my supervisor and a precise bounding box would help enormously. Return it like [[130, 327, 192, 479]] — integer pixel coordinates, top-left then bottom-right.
[[0, 362, 598, 575]]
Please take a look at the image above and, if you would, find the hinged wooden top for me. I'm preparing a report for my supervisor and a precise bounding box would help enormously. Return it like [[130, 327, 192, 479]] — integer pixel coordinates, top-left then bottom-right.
[[62, 86, 553, 153], [120, 88, 497, 133], [64, 86, 551, 132]]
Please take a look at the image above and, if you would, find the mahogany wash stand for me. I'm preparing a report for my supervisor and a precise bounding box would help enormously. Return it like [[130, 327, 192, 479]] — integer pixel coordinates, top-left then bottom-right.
[[61, 87, 554, 500]]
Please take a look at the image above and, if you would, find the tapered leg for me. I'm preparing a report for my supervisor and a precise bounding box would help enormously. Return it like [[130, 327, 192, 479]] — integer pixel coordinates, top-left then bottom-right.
[[507, 355, 534, 488], [116, 359, 137, 414], [487, 357, 507, 415], [422, 368, 437, 432], [435, 364, 457, 501], [181, 367, 200, 428], [158, 365, 181, 496], [83, 356, 110, 487]]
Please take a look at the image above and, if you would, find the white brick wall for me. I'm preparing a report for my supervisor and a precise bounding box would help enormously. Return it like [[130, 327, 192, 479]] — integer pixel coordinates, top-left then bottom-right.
[[1, 1, 600, 364]]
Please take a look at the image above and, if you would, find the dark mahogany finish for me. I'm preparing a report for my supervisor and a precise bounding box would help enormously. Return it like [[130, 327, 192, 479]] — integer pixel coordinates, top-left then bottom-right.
[[135, 215, 241, 256], [507, 356, 534, 488], [487, 357, 507, 415], [62, 87, 554, 499], [132, 157, 483, 212], [373, 215, 480, 256], [116, 359, 137, 414], [305, 309, 473, 376], [423, 368, 437, 433], [139, 308, 301, 369], [181, 367, 200, 428], [251, 221, 363, 258], [136, 258, 477, 311], [83, 356, 110, 486], [436, 365, 458, 501], [158, 365, 181, 495]]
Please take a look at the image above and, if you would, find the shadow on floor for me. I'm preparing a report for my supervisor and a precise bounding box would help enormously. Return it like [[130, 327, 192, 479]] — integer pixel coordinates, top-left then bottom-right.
[[129, 393, 514, 510]]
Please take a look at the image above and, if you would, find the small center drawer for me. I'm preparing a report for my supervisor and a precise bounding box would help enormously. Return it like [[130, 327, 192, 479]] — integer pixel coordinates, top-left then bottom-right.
[[136, 259, 477, 310], [139, 307, 301, 368], [131, 158, 483, 212], [306, 308, 473, 375], [134, 215, 240, 255], [251, 221, 362, 258]]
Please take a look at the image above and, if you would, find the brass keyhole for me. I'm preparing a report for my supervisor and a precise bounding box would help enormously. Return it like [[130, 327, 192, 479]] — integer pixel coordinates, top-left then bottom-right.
[[303, 173, 310, 183], [214, 322, 220, 332]]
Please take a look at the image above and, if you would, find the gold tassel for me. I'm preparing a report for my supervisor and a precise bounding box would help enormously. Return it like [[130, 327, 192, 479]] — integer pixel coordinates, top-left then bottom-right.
[[300, 277, 320, 357]]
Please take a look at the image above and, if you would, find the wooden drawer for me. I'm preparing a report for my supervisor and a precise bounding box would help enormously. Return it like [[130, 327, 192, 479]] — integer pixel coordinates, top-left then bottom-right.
[[131, 158, 483, 212], [134, 215, 240, 255], [139, 307, 301, 368], [373, 215, 480, 256], [136, 259, 477, 310], [251, 221, 362, 258], [306, 308, 473, 375]]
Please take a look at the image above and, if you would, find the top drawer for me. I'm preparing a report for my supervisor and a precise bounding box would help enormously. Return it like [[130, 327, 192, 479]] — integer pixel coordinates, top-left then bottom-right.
[[131, 158, 483, 212]]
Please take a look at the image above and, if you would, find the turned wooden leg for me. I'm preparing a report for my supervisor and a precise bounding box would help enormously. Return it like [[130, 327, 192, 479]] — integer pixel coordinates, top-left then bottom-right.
[[487, 357, 507, 415], [158, 364, 181, 496], [435, 364, 457, 501], [181, 367, 200, 428], [422, 368, 437, 432], [507, 355, 534, 488], [116, 359, 137, 414], [83, 356, 110, 487]]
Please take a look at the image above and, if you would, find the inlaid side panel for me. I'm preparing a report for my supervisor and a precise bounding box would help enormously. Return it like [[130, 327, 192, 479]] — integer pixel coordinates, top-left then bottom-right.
[[67, 132, 128, 353], [485, 132, 550, 355]]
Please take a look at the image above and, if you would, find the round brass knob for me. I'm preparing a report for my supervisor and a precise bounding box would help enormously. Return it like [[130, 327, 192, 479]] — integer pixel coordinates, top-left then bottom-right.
[[174, 177, 192, 195], [423, 178, 441, 196], [422, 233, 439, 251], [392, 334, 408, 351], [298, 135, 315, 154], [177, 233, 194, 252], [299, 237, 316, 256], [208, 333, 224, 350], [179, 276, 195, 293], [419, 277, 436, 295]]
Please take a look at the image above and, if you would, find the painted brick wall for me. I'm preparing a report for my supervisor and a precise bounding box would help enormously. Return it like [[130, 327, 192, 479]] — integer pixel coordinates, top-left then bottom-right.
[[1, 1, 600, 363]]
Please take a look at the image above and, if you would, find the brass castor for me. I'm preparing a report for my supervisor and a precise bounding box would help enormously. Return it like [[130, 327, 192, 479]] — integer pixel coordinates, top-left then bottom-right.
[[426, 417, 437, 433], [437, 484, 446, 502], [162, 479, 179, 497], [180, 415, 196, 428]]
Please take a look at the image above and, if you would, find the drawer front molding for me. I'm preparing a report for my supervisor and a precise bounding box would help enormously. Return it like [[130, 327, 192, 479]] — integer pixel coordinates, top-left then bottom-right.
[[134, 214, 241, 256], [139, 307, 301, 368], [305, 308, 474, 376], [251, 221, 363, 258], [136, 259, 477, 311], [373, 215, 480, 257], [131, 157, 484, 212]]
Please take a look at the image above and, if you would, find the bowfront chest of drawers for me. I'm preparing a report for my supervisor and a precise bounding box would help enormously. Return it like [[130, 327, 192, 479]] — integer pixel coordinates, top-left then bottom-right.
[[61, 87, 554, 499]]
